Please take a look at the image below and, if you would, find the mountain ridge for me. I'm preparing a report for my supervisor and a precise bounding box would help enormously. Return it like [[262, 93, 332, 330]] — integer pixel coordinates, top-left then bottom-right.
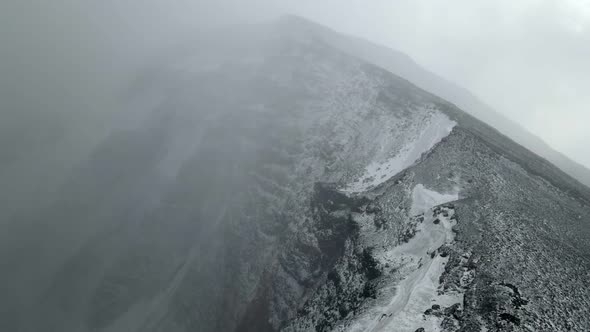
[[2, 15, 589, 332], [276, 14, 590, 190]]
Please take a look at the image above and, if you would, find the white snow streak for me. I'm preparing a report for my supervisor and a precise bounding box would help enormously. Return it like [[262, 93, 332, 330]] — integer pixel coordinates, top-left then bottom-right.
[[410, 184, 459, 217], [344, 113, 456, 193], [347, 185, 462, 332]]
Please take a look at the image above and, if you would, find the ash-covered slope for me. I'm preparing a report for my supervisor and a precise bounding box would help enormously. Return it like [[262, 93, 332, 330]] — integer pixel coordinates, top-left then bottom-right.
[[3, 17, 589, 332]]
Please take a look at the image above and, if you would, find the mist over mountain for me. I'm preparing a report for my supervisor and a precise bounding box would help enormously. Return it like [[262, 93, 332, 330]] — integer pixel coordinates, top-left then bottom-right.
[[1, 11, 590, 332], [272, 15, 590, 190]]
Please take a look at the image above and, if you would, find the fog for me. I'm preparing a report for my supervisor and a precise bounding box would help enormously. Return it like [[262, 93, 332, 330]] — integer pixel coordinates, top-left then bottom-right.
[[1, 0, 588, 224], [1, 1, 590, 331], [2, 1, 588, 176]]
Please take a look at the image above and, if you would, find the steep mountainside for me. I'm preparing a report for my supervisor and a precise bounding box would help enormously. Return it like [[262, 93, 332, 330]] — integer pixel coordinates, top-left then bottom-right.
[[2, 17, 589, 332], [275, 15, 590, 189]]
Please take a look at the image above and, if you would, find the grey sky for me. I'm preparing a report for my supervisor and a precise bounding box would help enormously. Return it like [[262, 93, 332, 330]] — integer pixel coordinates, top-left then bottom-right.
[[2, 0, 589, 168]]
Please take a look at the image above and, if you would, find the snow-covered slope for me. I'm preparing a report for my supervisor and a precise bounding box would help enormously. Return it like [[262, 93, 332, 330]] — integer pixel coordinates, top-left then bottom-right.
[[409, 185, 459, 217], [4, 16, 590, 332], [277, 15, 590, 190], [343, 114, 456, 193], [346, 187, 459, 332]]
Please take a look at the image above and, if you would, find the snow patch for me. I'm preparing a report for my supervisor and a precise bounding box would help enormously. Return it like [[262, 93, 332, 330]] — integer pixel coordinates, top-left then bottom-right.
[[346, 187, 462, 332], [344, 112, 456, 193], [410, 184, 459, 217]]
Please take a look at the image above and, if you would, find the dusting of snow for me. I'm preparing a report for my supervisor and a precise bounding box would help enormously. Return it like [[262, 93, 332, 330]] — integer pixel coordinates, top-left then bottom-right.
[[343, 113, 456, 193], [346, 186, 461, 332]]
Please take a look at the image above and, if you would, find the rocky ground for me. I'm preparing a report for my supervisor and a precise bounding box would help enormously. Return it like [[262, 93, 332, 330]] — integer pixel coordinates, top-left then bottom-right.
[[266, 124, 590, 331]]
